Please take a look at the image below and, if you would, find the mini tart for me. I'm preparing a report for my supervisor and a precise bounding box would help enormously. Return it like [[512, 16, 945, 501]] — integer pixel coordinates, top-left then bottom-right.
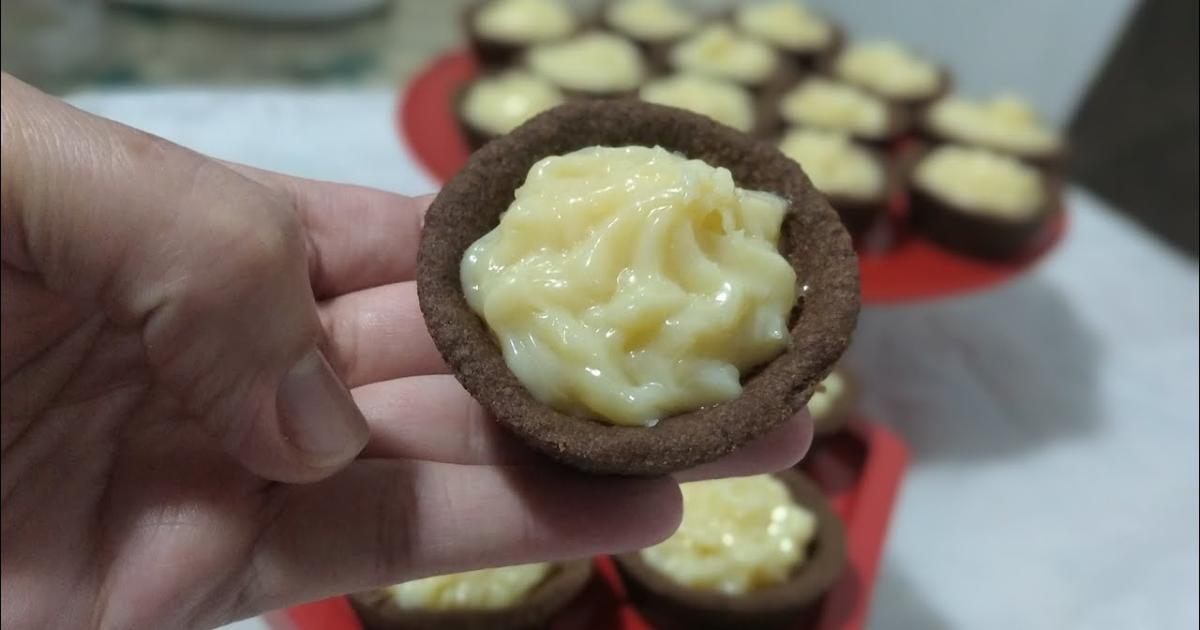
[[829, 40, 950, 109], [731, 1, 843, 69], [921, 94, 1066, 167], [456, 71, 566, 150], [662, 24, 791, 94], [465, 0, 579, 68], [350, 559, 592, 630], [638, 73, 763, 136], [600, 0, 701, 53], [773, 77, 909, 145], [524, 31, 648, 99], [778, 127, 894, 236], [807, 365, 859, 436], [908, 144, 1061, 260], [417, 100, 859, 475], [614, 470, 846, 630]]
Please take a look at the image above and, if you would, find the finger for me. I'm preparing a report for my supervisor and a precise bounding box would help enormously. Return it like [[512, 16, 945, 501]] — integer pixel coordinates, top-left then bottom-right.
[[223, 161, 434, 298], [675, 411, 813, 483], [231, 460, 682, 617], [2, 76, 367, 483], [353, 374, 534, 465], [318, 281, 449, 387]]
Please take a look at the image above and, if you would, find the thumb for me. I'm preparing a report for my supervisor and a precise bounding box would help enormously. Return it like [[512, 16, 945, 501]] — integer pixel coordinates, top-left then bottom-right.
[[1, 73, 368, 482]]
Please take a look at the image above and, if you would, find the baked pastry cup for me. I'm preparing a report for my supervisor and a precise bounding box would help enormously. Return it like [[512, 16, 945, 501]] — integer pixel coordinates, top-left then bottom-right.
[[598, 0, 702, 56], [907, 144, 1062, 260], [417, 100, 859, 475], [730, 0, 844, 70], [464, 0, 579, 68], [770, 76, 911, 146], [522, 30, 649, 99], [455, 71, 567, 150], [778, 126, 896, 237], [919, 93, 1067, 168], [827, 40, 951, 111], [614, 469, 847, 630], [350, 559, 592, 630], [807, 364, 859, 436]]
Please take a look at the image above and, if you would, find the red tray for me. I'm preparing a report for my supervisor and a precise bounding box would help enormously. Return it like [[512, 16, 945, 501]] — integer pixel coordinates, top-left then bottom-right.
[[268, 419, 908, 630], [396, 50, 1066, 305]]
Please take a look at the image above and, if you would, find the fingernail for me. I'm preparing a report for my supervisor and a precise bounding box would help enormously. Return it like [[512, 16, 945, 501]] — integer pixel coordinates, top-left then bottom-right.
[[277, 348, 369, 469]]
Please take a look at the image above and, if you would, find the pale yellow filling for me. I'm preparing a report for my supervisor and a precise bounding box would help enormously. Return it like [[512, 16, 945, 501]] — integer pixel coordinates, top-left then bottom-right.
[[386, 563, 551, 610], [641, 475, 817, 595], [462, 72, 565, 136], [779, 128, 884, 199], [475, 0, 575, 44], [607, 0, 698, 42], [640, 74, 756, 133], [528, 32, 646, 93], [461, 146, 796, 427], [915, 145, 1046, 218], [670, 25, 780, 86], [735, 1, 833, 51], [806, 370, 845, 419], [779, 78, 889, 138], [929, 95, 1061, 156], [836, 41, 939, 100]]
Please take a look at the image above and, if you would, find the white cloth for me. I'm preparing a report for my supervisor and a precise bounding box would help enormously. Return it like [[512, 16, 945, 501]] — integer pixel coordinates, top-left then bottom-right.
[[66, 89, 1198, 630]]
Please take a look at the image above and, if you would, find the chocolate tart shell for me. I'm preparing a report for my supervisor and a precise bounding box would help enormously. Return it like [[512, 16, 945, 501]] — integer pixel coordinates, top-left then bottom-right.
[[453, 85, 501, 151], [614, 469, 847, 630], [350, 559, 592, 630], [826, 55, 954, 112], [809, 365, 860, 437], [813, 141, 897, 238], [917, 110, 1068, 171], [907, 146, 1063, 260], [464, 0, 580, 69], [417, 99, 860, 475], [653, 32, 799, 98], [766, 76, 912, 147], [725, 9, 846, 71], [595, 0, 707, 60], [520, 30, 648, 100]]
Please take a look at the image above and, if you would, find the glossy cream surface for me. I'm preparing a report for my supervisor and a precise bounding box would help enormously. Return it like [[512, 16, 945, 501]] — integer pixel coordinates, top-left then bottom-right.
[[462, 71, 565, 135], [640, 74, 756, 132], [836, 41, 939, 100], [641, 475, 817, 595], [929, 95, 1061, 156], [915, 145, 1046, 217], [779, 128, 884, 198], [475, 0, 575, 43], [387, 564, 552, 610], [735, 1, 832, 51], [528, 32, 646, 93], [607, 0, 698, 42], [780, 78, 889, 138], [670, 25, 779, 86], [461, 146, 796, 427]]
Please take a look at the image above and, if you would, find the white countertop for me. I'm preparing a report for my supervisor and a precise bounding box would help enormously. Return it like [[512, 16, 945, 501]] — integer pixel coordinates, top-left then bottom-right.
[[69, 88, 1200, 630]]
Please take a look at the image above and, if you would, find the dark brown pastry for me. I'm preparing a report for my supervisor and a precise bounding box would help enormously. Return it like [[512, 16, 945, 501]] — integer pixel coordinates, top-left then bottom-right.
[[907, 145, 1062, 260], [728, 3, 844, 71], [350, 559, 592, 630], [597, 0, 703, 58], [918, 99, 1067, 169], [614, 469, 847, 630], [825, 44, 952, 112], [417, 100, 860, 475], [521, 30, 648, 100], [454, 72, 567, 150], [464, 0, 579, 68], [655, 24, 797, 97]]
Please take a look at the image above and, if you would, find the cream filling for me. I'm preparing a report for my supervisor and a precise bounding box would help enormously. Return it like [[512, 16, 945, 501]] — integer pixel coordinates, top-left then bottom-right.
[[670, 25, 780, 86], [779, 78, 890, 139], [639, 74, 756, 133], [527, 32, 646, 93], [461, 146, 796, 427], [386, 563, 552, 610], [806, 370, 846, 419], [835, 41, 939, 100], [641, 475, 817, 595], [606, 0, 698, 42], [474, 0, 576, 44], [735, 1, 833, 52], [462, 72, 565, 136], [915, 145, 1046, 218], [928, 95, 1061, 156], [779, 128, 884, 199]]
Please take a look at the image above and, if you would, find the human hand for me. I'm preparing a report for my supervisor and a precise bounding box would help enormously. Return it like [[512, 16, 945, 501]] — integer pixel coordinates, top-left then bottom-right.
[[0, 73, 811, 629]]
